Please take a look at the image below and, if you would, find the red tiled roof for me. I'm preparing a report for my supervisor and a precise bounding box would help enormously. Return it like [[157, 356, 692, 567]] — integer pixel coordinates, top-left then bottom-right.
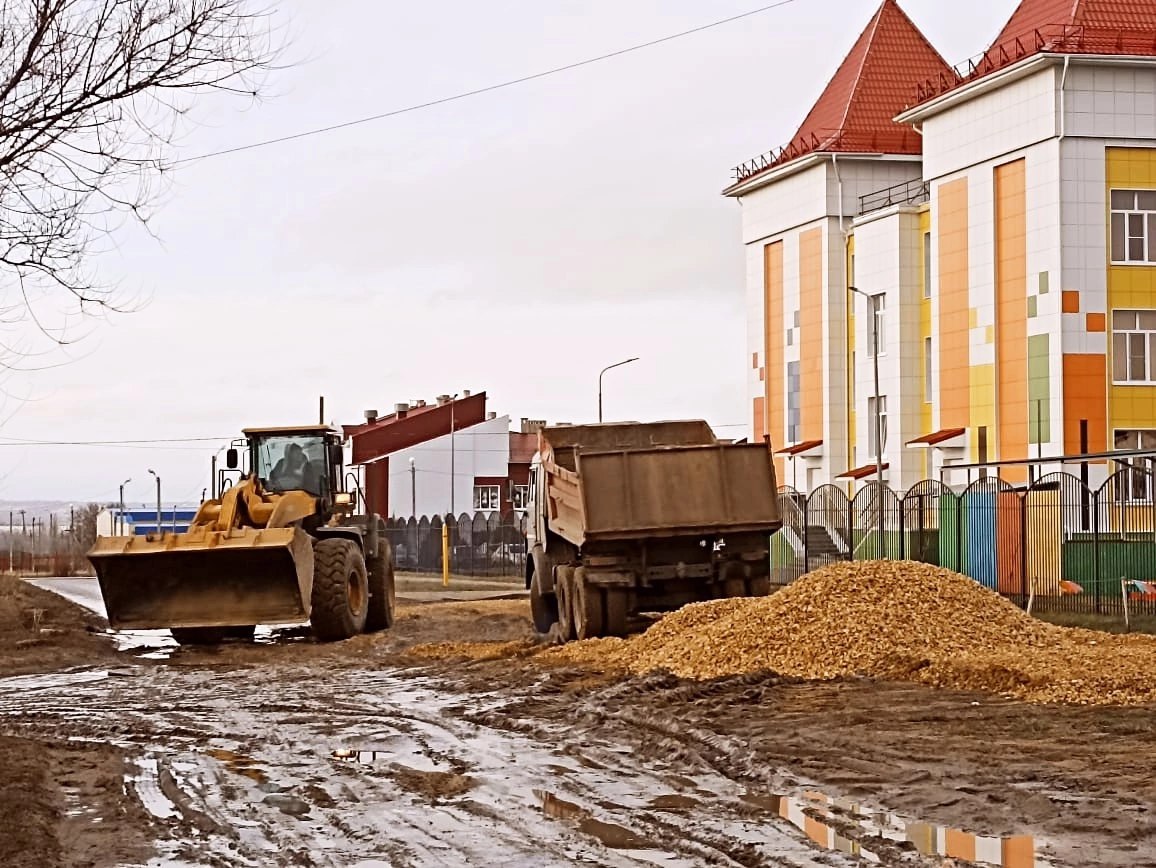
[[730, 0, 951, 184], [837, 462, 890, 480], [992, 0, 1156, 49], [912, 1, 1156, 106]]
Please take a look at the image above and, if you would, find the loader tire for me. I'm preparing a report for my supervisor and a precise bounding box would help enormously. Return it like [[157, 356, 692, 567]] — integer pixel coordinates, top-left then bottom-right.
[[365, 541, 396, 632], [171, 627, 227, 646], [171, 625, 254, 645], [311, 539, 369, 641], [529, 568, 559, 634]]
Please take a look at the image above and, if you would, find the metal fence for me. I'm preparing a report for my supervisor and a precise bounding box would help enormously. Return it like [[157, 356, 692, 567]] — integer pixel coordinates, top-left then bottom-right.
[[384, 512, 528, 578], [774, 470, 1156, 618]]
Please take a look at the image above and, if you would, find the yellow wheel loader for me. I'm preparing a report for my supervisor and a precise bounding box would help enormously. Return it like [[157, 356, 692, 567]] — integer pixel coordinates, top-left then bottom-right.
[[88, 426, 396, 645]]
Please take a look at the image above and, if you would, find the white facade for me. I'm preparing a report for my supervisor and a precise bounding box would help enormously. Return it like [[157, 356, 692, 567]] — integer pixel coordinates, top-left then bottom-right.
[[385, 415, 513, 519]]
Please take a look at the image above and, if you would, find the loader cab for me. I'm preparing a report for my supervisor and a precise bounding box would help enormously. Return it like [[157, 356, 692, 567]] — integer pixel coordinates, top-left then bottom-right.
[[241, 426, 344, 500]]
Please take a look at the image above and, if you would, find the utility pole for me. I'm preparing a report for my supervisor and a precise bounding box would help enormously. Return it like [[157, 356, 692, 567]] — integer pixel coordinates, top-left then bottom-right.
[[148, 469, 161, 535], [19, 509, 25, 536], [119, 478, 131, 535], [7, 511, 11, 575], [850, 286, 885, 554], [409, 457, 416, 519], [449, 394, 458, 517]]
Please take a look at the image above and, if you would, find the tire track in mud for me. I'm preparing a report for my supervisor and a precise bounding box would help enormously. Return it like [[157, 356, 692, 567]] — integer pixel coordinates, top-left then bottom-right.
[[0, 665, 877, 867]]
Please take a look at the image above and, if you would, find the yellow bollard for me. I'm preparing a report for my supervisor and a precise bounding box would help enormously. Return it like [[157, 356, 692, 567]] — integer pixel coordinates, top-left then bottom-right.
[[441, 522, 449, 587]]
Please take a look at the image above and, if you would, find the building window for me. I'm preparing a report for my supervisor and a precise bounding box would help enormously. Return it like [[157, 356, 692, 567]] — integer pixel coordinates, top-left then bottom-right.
[[1113, 430, 1156, 501], [867, 395, 887, 456], [511, 484, 529, 511], [1111, 309, 1156, 383], [923, 232, 932, 298], [473, 485, 501, 512], [1110, 190, 1156, 264], [924, 337, 933, 400], [869, 294, 886, 356]]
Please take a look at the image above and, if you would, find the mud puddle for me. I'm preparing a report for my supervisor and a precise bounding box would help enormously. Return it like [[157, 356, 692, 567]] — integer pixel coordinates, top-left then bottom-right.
[[0, 665, 944, 867], [763, 790, 1049, 866]]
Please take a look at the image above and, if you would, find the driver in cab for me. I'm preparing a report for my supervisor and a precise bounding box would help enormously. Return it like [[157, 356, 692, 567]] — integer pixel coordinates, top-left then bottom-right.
[[269, 443, 320, 493]]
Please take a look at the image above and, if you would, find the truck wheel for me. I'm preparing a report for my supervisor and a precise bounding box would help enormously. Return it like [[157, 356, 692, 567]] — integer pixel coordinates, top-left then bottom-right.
[[723, 578, 746, 598], [365, 541, 396, 632], [602, 589, 629, 637], [747, 576, 771, 597], [572, 568, 604, 640], [555, 566, 577, 641], [529, 570, 559, 634], [311, 539, 369, 641]]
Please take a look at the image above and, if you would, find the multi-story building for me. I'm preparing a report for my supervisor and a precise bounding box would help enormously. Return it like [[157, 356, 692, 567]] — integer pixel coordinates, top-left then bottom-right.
[[728, 0, 1156, 493]]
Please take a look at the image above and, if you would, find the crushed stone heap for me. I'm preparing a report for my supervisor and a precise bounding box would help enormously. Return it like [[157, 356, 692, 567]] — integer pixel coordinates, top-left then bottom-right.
[[553, 561, 1156, 706]]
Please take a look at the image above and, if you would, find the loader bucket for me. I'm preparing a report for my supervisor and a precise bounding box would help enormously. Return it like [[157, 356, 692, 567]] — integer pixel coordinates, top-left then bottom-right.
[[88, 527, 315, 630]]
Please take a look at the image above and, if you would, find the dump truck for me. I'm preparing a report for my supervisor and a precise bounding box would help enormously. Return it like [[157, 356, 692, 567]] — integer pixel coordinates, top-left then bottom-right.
[[88, 426, 395, 645], [525, 420, 781, 641]]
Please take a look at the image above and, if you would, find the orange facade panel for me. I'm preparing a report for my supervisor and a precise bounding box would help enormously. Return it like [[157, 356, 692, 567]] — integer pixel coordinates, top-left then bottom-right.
[[995, 160, 1029, 480], [1063, 354, 1108, 453], [799, 228, 825, 443], [938, 179, 970, 430], [764, 241, 785, 453]]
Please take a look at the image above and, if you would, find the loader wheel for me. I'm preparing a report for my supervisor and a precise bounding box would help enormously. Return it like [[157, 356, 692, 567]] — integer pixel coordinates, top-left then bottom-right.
[[365, 541, 396, 632], [573, 568, 604, 640], [170, 625, 254, 645], [529, 569, 559, 634], [171, 627, 228, 646], [555, 566, 577, 642], [311, 539, 369, 641]]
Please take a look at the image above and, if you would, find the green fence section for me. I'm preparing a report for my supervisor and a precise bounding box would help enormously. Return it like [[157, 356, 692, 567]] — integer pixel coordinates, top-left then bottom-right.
[[1062, 538, 1156, 583]]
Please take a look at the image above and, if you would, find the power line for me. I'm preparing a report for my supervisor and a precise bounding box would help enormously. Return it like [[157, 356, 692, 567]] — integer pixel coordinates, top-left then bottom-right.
[[0, 435, 229, 445], [175, 0, 805, 167]]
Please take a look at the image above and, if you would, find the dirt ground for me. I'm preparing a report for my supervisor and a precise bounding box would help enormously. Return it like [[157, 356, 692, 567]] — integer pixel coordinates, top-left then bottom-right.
[[1, 579, 1153, 867]]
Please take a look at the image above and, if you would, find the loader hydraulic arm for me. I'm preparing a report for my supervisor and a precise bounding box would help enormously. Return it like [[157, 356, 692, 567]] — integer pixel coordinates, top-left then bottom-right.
[[191, 477, 318, 533]]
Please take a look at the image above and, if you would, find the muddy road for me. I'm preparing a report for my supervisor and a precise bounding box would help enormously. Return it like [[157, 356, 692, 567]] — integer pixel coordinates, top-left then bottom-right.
[[1, 577, 1153, 867]]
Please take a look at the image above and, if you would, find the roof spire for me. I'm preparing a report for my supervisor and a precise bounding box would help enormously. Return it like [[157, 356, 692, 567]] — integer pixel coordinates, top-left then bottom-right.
[[779, 0, 951, 165]]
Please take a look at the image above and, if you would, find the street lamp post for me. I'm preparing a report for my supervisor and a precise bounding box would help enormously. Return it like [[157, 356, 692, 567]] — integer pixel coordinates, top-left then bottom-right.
[[148, 469, 161, 536], [409, 457, 417, 519], [598, 358, 640, 423], [849, 286, 885, 553], [119, 478, 131, 536]]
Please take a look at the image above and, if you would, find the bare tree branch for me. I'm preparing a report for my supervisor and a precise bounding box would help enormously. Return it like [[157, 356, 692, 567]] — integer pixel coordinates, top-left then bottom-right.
[[0, 0, 278, 351]]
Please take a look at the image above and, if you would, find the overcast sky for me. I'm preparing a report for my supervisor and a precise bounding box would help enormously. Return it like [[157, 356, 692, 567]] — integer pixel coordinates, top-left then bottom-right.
[[0, 0, 1016, 504]]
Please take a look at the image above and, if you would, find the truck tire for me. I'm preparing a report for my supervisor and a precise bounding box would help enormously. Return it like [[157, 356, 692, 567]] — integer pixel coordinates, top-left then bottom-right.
[[529, 569, 559, 634], [602, 589, 629, 637], [555, 566, 577, 642], [572, 567, 604, 640], [747, 576, 771, 597], [722, 578, 746, 598], [365, 540, 396, 632], [311, 538, 369, 641]]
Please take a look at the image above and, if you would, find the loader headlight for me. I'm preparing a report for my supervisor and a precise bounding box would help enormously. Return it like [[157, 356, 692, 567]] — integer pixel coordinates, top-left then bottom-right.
[[335, 492, 353, 507]]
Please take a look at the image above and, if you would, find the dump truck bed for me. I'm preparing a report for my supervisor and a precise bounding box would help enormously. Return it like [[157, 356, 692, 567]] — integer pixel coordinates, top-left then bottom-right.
[[543, 439, 780, 546]]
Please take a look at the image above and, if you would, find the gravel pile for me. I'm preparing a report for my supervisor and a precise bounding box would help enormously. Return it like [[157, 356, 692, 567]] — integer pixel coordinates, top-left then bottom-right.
[[552, 561, 1156, 706]]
